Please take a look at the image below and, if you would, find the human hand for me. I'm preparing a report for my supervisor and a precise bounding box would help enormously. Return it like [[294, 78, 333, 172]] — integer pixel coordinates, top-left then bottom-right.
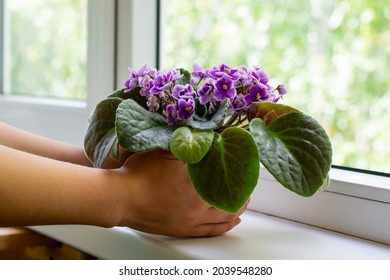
[[112, 150, 248, 237], [101, 146, 134, 169]]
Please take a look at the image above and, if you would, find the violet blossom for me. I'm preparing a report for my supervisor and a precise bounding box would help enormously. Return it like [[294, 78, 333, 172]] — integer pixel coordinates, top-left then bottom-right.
[[124, 64, 156, 93], [244, 84, 270, 104], [208, 64, 240, 80], [236, 66, 253, 85], [122, 63, 287, 127], [177, 99, 195, 121], [191, 63, 207, 85], [149, 69, 182, 95], [214, 77, 237, 101], [197, 80, 215, 104], [172, 84, 196, 100], [231, 94, 248, 113], [250, 66, 269, 85], [147, 95, 160, 112], [166, 104, 180, 126]]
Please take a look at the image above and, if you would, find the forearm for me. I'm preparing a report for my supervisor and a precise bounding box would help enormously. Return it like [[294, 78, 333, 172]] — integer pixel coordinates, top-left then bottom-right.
[[0, 146, 244, 236], [0, 122, 92, 166], [0, 122, 132, 168], [0, 145, 123, 227]]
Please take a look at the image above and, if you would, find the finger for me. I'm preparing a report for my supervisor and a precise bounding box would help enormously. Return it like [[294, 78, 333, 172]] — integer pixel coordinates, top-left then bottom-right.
[[203, 200, 249, 223], [191, 218, 242, 237]]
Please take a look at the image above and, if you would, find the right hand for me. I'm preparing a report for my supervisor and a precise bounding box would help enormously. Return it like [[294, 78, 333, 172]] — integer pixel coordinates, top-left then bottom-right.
[[113, 150, 248, 237]]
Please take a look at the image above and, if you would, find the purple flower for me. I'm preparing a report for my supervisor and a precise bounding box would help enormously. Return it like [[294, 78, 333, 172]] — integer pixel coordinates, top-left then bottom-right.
[[124, 63, 283, 126], [124, 69, 138, 92], [166, 104, 180, 126], [197, 80, 215, 104], [147, 95, 160, 112], [138, 75, 154, 96], [276, 84, 288, 96], [191, 63, 207, 85], [244, 84, 270, 104], [230, 94, 248, 113], [150, 69, 182, 95], [237, 66, 253, 85], [124, 64, 156, 93], [149, 75, 170, 95], [250, 66, 269, 85], [215, 77, 237, 101], [177, 99, 195, 121], [172, 84, 196, 100], [208, 64, 240, 80], [166, 98, 195, 125]]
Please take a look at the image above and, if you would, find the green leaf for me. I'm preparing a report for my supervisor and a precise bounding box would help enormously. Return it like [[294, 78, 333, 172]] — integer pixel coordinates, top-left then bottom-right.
[[247, 102, 300, 125], [84, 97, 122, 168], [108, 88, 130, 99], [170, 127, 214, 164], [116, 99, 175, 152], [176, 68, 191, 86], [108, 87, 148, 109], [187, 99, 229, 130], [188, 127, 260, 213], [110, 138, 120, 161], [193, 98, 207, 119], [249, 113, 332, 197]]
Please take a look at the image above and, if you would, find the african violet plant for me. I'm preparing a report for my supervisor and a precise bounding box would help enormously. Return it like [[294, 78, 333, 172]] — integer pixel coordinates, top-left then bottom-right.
[[84, 64, 332, 213]]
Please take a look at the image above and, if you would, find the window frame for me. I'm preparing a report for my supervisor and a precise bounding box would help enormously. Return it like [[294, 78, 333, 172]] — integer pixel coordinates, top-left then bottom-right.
[[115, 0, 158, 88], [0, 0, 116, 146]]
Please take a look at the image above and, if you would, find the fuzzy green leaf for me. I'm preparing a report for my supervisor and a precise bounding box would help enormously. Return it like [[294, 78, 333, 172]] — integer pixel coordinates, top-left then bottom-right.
[[116, 99, 175, 152], [247, 101, 300, 125], [188, 127, 260, 213], [170, 127, 214, 164], [109, 87, 148, 109], [84, 97, 122, 168], [176, 68, 192, 86], [193, 98, 208, 119], [187, 99, 229, 130], [250, 113, 332, 197]]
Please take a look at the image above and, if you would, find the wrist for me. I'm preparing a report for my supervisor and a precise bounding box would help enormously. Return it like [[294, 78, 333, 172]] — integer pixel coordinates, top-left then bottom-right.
[[93, 168, 137, 228]]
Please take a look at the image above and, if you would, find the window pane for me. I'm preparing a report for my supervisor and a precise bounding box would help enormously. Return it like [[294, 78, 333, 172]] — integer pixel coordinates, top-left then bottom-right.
[[160, 0, 390, 174], [2, 0, 87, 100]]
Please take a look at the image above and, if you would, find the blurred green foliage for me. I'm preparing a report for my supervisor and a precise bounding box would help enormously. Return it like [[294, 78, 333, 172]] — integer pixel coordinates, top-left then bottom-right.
[[162, 0, 389, 173], [2, 0, 389, 173], [4, 0, 87, 99]]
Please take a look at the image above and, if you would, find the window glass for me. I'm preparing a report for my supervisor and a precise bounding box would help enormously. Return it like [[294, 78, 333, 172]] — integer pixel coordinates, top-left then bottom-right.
[[1, 0, 87, 100], [160, 0, 390, 174]]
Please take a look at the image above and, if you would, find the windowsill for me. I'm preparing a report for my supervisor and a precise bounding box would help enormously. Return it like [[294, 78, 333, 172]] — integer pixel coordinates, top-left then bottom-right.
[[249, 167, 390, 245], [29, 210, 390, 260], [0, 95, 87, 111], [328, 167, 390, 203]]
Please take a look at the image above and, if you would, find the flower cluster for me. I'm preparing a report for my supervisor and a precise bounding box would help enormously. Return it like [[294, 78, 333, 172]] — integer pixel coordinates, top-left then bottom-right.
[[124, 63, 287, 126]]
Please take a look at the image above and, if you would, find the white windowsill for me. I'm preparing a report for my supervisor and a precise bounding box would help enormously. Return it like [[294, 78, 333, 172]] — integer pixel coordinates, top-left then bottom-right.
[[328, 168, 390, 203], [0, 95, 86, 109], [250, 167, 390, 245], [30, 210, 390, 260]]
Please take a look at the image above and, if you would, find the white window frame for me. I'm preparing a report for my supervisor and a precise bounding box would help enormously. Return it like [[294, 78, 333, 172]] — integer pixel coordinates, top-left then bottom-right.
[[0, 0, 116, 147], [117, 0, 390, 245], [115, 0, 158, 88]]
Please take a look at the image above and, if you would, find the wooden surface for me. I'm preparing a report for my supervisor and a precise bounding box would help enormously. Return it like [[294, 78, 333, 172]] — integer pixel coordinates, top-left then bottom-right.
[[0, 227, 95, 260]]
